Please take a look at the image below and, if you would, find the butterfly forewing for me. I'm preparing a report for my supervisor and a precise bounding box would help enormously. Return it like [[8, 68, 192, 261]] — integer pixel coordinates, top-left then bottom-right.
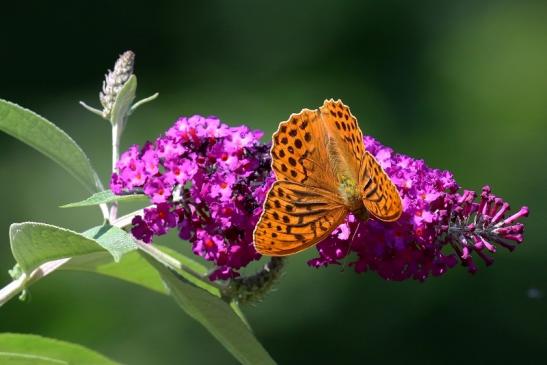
[[319, 99, 364, 180], [254, 181, 348, 256], [270, 108, 339, 192], [360, 151, 402, 221]]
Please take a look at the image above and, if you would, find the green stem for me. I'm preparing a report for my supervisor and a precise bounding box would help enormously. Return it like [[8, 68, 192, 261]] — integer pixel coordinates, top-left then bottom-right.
[[225, 257, 285, 304], [111, 207, 146, 229], [0, 206, 219, 307], [0, 258, 69, 307], [109, 121, 123, 222], [111, 209, 225, 292], [135, 241, 222, 290]]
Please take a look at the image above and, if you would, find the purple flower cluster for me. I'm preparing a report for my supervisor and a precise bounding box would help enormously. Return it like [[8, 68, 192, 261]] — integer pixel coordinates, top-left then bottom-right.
[[111, 115, 273, 280], [112, 116, 529, 282], [308, 136, 529, 281]]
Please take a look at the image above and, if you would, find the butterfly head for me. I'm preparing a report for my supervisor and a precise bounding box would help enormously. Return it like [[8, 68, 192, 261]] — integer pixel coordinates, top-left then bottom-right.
[[352, 206, 370, 221]]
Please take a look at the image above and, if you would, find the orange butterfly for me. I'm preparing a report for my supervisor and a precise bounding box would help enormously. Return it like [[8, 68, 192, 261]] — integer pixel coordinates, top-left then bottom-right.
[[253, 99, 402, 256]]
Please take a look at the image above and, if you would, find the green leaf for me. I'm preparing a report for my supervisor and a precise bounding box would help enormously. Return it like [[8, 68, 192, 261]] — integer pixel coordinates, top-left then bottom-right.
[[63, 251, 167, 295], [61, 190, 148, 208], [62, 245, 210, 296], [10, 223, 136, 274], [6, 221, 258, 361], [0, 333, 119, 365], [110, 75, 137, 127], [81, 225, 137, 260], [62, 244, 253, 324], [160, 246, 208, 276], [0, 99, 103, 193], [145, 257, 276, 365], [62, 243, 250, 325]]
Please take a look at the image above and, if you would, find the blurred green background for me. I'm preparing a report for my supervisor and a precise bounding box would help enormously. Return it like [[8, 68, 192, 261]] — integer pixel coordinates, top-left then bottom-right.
[[1, 1, 546, 364]]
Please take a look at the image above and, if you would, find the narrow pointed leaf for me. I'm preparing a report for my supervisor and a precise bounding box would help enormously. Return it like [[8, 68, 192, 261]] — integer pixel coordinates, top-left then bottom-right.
[[110, 75, 137, 126], [145, 257, 276, 365], [62, 245, 250, 324], [61, 190, 148, 208], [63, 251, 167, 295], [0, 99, 103, 193], [62, 245, 210, 295], [0, 333, 119, 365]]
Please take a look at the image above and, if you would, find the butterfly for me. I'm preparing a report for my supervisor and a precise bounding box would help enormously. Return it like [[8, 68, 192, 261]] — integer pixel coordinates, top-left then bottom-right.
[[253, 99, 402, 256]]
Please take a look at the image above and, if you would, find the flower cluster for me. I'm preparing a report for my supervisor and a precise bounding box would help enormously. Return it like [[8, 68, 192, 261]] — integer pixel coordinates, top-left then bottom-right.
[[111, 115, 273, 280], [308, 136, 528, 281], [112, 117, 528, 282]]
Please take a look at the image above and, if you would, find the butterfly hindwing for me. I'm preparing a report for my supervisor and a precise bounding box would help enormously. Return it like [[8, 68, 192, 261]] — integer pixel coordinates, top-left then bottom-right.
[[254, 181, 348, 256], [360, 151, 402, 221]]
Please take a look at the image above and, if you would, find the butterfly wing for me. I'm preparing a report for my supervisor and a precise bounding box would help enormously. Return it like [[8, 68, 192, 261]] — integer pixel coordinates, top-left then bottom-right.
[[254, 181, 348, 256], [318, 99, 365, 181], [255, 99, 401, 256], [270, 107, 339, 193], [255, 106, 349, 255], [319, 99, 402, 222], [360, 151, 402, 221]]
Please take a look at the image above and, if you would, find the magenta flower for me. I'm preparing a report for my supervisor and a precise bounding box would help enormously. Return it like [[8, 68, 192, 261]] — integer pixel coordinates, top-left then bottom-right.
[[111, 116, 529, 282], [308, 136, 528, 281], [112, 115, 269, 280]]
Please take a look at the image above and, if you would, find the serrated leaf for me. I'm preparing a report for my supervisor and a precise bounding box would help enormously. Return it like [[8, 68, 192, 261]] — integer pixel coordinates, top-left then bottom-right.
[[145, 257, 276, 365], [0, 333, 119, 365], [61, 190, 148, 208], [10, 223, 136, 274], [0, 99, 103, 193], [110, 75, 137, 127]]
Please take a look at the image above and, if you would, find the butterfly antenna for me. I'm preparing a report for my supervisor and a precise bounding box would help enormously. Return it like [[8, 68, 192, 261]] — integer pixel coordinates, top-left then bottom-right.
[[344, 220, 361, 261]]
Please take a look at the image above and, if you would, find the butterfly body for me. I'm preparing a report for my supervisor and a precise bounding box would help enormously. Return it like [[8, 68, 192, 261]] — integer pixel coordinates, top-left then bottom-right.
[[338, 175, 361, 210], [254, 99, 402, 256]]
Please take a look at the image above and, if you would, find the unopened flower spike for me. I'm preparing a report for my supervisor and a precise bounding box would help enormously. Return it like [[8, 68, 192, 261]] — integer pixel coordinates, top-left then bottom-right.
[[79, 51, 135, 119], [99, 50, 135, 118], [80, 51, 158, 123]]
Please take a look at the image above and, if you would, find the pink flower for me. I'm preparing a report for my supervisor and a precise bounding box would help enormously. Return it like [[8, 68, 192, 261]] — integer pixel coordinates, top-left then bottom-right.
[[111, 115, 272, 280], [112, 117, 529, 282], [308, 137, 529, 281]]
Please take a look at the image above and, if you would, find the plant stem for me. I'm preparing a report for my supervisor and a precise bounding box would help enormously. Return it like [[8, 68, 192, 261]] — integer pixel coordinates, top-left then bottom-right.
[[225, 257, 284, 304], [109, 122, 123, 222], [0, 258, 69, 307], [135, 241, 218, 288], [111, 208, 146, 230]]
